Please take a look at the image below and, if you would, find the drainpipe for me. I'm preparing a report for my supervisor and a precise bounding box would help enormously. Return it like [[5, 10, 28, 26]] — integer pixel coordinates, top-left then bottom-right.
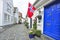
[[30, 18, 32, 28]]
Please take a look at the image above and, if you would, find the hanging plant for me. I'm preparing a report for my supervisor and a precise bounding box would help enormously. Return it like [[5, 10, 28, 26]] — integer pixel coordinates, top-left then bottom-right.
[[37, 15, 42, 20]]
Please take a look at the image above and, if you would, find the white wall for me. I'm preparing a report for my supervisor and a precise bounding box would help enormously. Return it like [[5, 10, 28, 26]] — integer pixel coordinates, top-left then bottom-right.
[[37, 7, 44, 34], [14, 8, 19, 24], [0, 0, 14, 26], [32, 10, 39, 28], [3, 0, 14, 26], [32, 7, 44, 34], [27, 17, 30, 29], [0, 0, 3, 26]]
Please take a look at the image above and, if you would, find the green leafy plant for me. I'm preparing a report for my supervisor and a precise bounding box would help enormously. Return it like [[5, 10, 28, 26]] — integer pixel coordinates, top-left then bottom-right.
[[33, 21, 37, 30], [25, 22, 28, 26], [24, 21, 29, 28], [29, 28, 36, 34], [35, 30, 41, 37], [29, 30, 34, 34], [37, 15, 42, 20]]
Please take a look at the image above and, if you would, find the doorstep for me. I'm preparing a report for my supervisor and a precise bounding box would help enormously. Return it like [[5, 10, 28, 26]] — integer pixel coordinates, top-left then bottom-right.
[[41, 34, 54, 40]]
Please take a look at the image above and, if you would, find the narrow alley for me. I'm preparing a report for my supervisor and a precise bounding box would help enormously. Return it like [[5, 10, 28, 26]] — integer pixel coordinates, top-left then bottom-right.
[[0, 24, 29, 40], [0, 0, 60, 40], [0, 24, 41, 40]]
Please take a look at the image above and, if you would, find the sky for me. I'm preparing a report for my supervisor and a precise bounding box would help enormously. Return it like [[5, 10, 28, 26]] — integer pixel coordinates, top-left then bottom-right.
[[13, 0, 36, 18]]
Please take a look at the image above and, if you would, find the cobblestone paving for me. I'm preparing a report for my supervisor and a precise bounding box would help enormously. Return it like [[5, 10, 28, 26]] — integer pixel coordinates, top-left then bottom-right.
[[0, 24, 41, 40]]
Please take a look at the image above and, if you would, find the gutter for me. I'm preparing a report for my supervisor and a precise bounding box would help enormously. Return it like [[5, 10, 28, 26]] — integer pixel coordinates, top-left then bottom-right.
[[33, 0, 54, 9]]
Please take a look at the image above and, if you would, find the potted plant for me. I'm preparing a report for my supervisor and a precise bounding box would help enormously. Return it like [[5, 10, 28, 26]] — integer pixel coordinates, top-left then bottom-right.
[[33, 21, 37, 30], [24, 21, 29, 28], [37, 15, 42, 20], [29, 29, 36, 39], [35, 30, 41, 37]]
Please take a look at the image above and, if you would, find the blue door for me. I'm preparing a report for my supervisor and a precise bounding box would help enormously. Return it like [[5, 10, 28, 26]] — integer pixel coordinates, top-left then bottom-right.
[[44, 0, 60, 40]]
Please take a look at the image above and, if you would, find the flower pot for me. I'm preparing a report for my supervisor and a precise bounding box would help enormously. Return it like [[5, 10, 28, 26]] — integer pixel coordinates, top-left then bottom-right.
[[29, 34, 35, 39]]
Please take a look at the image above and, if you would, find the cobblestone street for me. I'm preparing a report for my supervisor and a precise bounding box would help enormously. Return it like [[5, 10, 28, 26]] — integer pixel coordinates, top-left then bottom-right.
[[0, 24, 29, 40], [0, 24, 41, 40]]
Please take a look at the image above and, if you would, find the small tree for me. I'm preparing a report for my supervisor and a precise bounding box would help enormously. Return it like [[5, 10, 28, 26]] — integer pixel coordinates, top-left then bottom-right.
[[33, 21, 37, 30], [24, 21, 29, 28], [35, 30, 41, 37]]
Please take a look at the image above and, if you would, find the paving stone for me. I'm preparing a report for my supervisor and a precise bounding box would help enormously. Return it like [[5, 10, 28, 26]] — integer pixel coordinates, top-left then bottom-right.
[[0, 24, 41, 40]]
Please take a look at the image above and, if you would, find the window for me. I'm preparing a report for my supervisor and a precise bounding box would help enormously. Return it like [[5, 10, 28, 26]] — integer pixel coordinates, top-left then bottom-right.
[[4, 13, 10, 23], [11, 16, 14, 22], [8, 15, 10, 22], [4, 13, 8, 22], [37, 15, 42, 23], [7, 3, 11, 13], [13, 7, 17, 13]]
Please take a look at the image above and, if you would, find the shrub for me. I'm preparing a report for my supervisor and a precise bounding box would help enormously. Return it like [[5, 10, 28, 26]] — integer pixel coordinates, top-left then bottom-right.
[[33, 21, 37, 30], [29, 28, 36, 34], [24, 21, 29, 28], [25, 22, 28, 26], [35, 30, 41, 37]]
